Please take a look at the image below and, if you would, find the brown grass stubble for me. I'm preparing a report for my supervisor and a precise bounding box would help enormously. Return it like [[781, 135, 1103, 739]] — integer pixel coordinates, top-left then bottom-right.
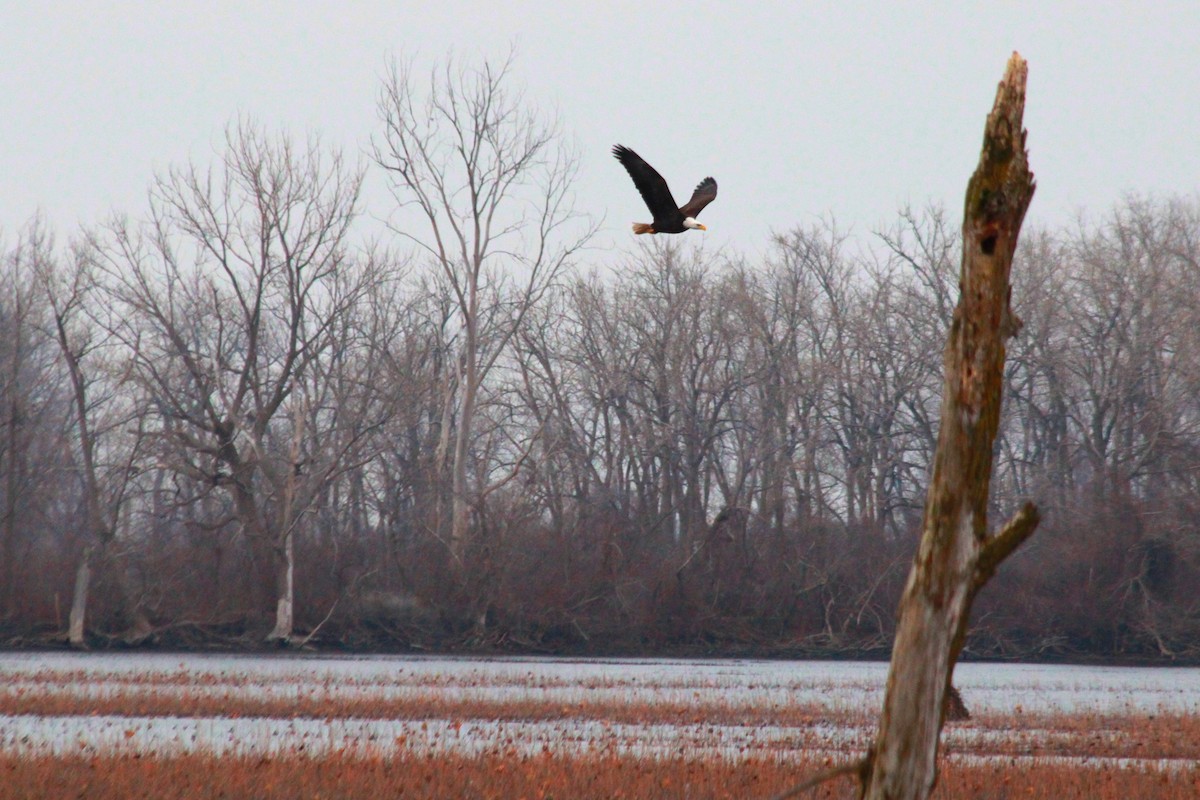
[[4, 689, 1200, 761], [1, 751, 1198, 800], [5, 681, 1200, 798], [0, 689, 843, 730]]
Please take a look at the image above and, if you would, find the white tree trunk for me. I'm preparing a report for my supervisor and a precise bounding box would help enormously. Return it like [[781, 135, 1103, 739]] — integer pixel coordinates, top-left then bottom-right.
[[266, 532, 294, 642], [448, 347, 479, 568], [67, 545, 93, 647]]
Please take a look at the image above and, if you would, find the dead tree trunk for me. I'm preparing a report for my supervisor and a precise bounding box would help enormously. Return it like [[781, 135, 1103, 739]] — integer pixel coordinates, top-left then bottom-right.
[[66, 546, 93, 646], [861, 53, 1040, 800]]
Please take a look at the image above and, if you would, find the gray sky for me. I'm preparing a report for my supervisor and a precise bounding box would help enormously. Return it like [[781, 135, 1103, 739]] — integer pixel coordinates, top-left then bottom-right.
[[4, 2, 1198, 260]]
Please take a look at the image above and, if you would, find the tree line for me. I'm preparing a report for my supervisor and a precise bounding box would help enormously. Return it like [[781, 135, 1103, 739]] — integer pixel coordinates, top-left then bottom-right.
[[2, 58, 1198, 659]]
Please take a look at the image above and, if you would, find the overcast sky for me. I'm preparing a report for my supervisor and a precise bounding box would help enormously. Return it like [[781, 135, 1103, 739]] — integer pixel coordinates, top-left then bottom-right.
[[3, 2, 1198, 262]]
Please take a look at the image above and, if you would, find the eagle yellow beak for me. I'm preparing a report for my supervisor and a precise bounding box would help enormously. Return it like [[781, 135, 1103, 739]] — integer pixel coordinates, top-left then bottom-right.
[[696, 223, 707, 231]]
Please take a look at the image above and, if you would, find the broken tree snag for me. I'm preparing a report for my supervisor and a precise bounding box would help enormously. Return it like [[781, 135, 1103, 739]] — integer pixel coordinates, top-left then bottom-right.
[[862, 53, 1039, 800]]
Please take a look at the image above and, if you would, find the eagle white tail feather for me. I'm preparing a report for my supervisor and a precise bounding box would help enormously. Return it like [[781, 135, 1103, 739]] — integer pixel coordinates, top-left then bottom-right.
[[632, 222, 654, 235]]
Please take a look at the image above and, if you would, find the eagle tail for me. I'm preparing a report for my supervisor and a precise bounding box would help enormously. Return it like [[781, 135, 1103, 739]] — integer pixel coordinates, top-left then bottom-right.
[[632, 222, 655, 235]]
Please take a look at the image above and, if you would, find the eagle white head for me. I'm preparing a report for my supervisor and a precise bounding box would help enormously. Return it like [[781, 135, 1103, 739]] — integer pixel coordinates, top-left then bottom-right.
[[682, 216, 707, 231]]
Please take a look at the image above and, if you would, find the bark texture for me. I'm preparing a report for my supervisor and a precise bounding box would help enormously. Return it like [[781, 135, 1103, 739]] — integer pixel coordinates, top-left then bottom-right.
[[862, 53, 1039, 800]]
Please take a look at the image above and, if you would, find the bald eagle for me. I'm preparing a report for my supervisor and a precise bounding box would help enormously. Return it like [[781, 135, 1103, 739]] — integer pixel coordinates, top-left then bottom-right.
[[612, 144, 717, 235]]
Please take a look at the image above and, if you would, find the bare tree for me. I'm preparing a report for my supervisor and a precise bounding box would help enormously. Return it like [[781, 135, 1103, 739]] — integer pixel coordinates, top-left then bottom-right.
[[94, 120, 368, 642], [775, 52, 1041, 800], [34, 232, 150, 645], [0, 219, 72, 624], [373, 53, 594, 577], [861, 53, 1039, 799]]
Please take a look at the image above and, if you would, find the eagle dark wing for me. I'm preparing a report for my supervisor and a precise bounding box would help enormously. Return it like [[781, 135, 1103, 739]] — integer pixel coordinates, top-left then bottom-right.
[[612, 145, 679, 219], [678, 177, 717, 218]]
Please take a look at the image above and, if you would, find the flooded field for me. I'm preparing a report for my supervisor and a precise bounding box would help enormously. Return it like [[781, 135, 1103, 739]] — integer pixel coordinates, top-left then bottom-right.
[[1, 652, 1198, 798]]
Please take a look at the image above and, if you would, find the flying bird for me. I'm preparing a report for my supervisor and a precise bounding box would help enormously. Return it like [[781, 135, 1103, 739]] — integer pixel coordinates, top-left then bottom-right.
[[612, 144, 717, 235]]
